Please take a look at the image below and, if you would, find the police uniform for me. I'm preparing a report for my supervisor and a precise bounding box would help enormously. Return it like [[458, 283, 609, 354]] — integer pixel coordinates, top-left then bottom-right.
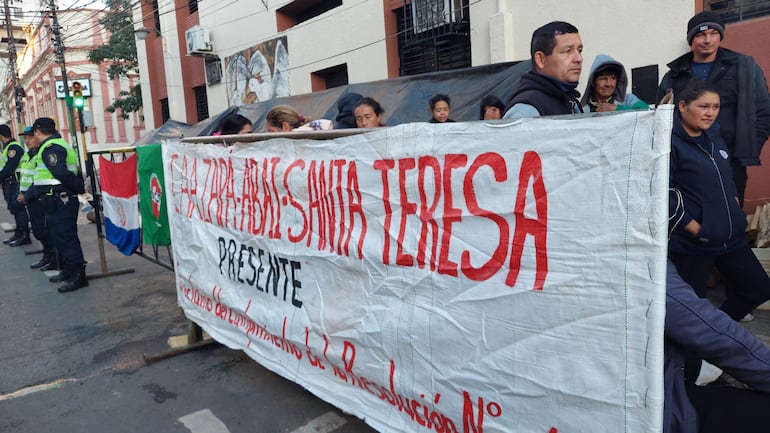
[[0, 124, 31, 246], [19, 127, 59, 271], [30, 118, 88, 293]]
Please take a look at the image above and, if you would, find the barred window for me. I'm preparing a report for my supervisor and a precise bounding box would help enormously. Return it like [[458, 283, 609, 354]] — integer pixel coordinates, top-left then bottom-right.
[[193, 86, 209, 122], [706, 0, 770, 23]]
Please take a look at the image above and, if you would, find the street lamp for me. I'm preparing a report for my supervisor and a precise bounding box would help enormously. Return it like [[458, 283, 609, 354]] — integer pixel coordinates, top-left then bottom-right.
[[134, 27, 160, 40]]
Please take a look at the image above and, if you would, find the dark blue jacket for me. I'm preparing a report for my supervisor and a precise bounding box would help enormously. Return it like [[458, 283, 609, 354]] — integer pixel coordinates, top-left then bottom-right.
[[506, 71, 582, 116], [664, 260, 770, 433], [668, 112, 746, 255]]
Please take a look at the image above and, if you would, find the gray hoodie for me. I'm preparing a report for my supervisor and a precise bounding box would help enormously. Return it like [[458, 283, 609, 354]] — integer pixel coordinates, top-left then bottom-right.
[[581, 54, 645, 111]]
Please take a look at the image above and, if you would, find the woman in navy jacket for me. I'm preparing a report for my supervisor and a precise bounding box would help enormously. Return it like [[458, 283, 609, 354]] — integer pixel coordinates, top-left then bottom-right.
[[668, 79, 770, 322]]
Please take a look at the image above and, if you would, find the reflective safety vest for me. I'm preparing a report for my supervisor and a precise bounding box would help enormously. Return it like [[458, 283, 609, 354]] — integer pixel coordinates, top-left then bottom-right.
[[18, 151, 37, 193], [0, 140, 29, 182], [33, 138, 79, 190]]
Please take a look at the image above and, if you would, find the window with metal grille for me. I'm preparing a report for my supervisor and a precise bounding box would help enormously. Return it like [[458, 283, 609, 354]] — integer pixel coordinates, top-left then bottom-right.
[[160, 98, 170, 124], [706, 0, 770, 23], [311, 64, 348, 91], [276, 0, 342, 31], [152, 0, 161, 34], [189, 0, 198, 14], [395, 1, 471, 77], [194, 86, 209, 122]]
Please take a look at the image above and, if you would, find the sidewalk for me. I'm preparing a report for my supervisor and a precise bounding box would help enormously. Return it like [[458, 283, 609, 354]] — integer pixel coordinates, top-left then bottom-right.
[[0, 206, 374, 433]]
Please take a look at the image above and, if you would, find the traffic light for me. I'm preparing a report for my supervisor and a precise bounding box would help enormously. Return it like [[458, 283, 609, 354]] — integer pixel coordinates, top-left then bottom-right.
[[72, 82, 84, 108]]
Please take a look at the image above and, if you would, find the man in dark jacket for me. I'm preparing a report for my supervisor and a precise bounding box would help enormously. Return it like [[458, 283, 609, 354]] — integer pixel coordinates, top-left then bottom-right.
[[664, 261, 770, 433], [503, 21, 584, 118], [657, 11, 770, 207]]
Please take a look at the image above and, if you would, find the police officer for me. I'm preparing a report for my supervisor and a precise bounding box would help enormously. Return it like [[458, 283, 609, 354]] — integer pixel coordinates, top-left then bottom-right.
[[30, 118, 88, 293], [0, 124, 31, 246], [17, 126, 60, 271]]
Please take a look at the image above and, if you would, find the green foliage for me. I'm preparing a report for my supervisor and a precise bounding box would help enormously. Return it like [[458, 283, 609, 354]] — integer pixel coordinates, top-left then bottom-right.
[[105, 84, 142, 120], [87, 0, 142, 116]]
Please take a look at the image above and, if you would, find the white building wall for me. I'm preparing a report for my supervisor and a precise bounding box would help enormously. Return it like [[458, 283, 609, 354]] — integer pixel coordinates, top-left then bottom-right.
[[471, 0, 693, 90], [190, 0, 695, 117], [281, 2, 388, 94], [133, 4, 155, 130], [198, 0, 389, 115], [196, 1, 273, 112], [158, 0, 188, 123]]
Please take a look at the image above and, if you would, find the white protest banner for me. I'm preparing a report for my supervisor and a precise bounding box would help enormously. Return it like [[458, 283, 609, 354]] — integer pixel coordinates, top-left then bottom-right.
[[163, 107, 672, 433]]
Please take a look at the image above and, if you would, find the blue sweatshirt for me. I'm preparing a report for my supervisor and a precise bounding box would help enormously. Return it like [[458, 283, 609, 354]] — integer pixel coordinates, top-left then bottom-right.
[[668, 111, 747, 255]]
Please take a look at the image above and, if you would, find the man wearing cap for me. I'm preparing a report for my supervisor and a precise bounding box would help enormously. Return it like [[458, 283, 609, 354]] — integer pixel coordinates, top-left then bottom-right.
[[0, 124, 31, 246], [17, 126, 60, 272], [657, 11, 770, 207], [30, 117, 88, 293]]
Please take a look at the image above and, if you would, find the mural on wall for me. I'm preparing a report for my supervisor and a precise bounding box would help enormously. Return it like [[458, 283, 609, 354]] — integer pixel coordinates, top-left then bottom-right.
[[225, 36, 289, 106]]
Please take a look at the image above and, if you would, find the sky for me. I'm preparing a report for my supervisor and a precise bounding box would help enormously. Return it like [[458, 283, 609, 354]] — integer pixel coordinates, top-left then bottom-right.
[[22, 0, 106, 16]]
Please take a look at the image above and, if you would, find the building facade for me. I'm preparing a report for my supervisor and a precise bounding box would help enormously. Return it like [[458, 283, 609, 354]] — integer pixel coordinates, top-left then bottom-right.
[[4, 8, 146, 154], [135, 0, 695, 124], [135, 0, 770, 210]]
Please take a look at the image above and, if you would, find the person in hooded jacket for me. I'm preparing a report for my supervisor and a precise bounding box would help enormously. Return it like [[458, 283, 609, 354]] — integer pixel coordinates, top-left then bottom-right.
[[333, 92, 363, 129], [668, 78, 770, 326], [581, 55, 649, 113]]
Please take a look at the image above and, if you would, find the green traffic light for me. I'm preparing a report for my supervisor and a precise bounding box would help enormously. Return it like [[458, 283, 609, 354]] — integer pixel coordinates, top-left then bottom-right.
[[73, 97, 84, 108]]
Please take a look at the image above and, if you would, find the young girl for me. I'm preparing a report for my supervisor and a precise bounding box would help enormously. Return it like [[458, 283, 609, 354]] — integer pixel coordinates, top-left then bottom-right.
[[216, 114, 252, 136], [428, 94, 455, 123], [479, 95, 505, 120]]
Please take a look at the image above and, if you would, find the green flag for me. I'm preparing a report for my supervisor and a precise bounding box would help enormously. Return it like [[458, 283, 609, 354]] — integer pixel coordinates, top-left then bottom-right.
[[137, 143, 171, 246]]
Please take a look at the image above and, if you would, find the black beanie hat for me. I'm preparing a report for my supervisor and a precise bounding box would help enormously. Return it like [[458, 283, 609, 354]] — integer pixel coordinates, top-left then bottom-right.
[[0, 124, 11, 138], [687, 11, 725, 45]]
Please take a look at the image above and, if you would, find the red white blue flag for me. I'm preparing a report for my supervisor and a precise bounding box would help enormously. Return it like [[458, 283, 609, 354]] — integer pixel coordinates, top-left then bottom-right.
[[99, 154, 140, 255]]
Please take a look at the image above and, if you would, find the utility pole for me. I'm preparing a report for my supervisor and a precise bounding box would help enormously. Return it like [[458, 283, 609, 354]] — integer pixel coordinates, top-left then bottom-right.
[[3, 0, 22, 136], [48, 0, 81, 167]]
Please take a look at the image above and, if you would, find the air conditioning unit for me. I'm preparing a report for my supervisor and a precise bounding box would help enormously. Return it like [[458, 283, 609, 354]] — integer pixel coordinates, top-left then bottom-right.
[[205, 57, 222, 85], [185, 25, 213, 56]]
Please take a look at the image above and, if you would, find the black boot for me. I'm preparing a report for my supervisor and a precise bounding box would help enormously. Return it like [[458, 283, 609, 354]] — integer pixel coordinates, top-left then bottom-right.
[[30, 255, 50, 269], [3, 231, 20, 245], [58, 266, 88, 293], [9, 231, 31, 247], [39, 262, 59, 271], [32, 249, 55, 269], [49, 268, 73, 283], [40, 250, 63, 271]]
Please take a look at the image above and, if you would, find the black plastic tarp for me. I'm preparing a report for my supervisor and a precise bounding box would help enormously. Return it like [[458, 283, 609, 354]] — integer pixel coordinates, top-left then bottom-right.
[[132, 119, 194, 146], [134, 60, 530, 143]]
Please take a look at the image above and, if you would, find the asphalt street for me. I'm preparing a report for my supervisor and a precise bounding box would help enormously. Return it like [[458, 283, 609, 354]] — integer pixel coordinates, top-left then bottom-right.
[[2, 203, 768, 433], [0, 207, 376, 433]]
